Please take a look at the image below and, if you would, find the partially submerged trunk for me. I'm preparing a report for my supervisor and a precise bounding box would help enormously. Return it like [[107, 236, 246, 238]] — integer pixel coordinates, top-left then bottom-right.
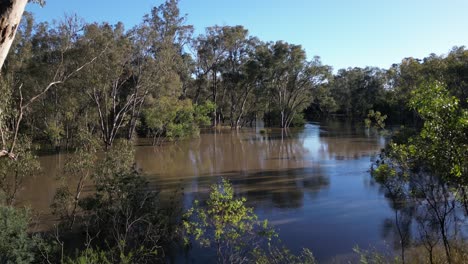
[[0, 0, 28, 70]]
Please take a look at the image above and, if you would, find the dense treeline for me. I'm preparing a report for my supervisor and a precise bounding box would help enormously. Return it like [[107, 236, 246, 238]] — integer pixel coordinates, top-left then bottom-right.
[[4, 4, 468, 155], [3, 0, 333, 156], [315, 48, 468, 123], [3, 1, 468, 152]]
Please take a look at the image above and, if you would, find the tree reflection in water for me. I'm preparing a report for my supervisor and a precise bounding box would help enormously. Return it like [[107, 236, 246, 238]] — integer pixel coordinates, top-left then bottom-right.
[[21, 122, 393, 262], [372, 159, 467, 263]]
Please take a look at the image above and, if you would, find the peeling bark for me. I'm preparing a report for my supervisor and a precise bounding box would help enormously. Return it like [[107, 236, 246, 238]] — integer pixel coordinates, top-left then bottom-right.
[[0, 0, 28, 70]]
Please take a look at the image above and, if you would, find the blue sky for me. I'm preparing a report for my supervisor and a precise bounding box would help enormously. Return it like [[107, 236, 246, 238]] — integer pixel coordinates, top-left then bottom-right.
[[27, 0, 468, 71]]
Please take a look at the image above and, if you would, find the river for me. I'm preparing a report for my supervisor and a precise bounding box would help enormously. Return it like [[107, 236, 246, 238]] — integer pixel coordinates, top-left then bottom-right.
[[18, 121, 398, 263]]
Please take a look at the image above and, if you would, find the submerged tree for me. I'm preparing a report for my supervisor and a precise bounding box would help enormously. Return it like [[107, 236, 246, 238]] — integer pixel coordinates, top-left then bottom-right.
[[126, 0, 194, 139], [330, 67, 386, 118], [372, 81, 468, 264], [254, 42, 331, 127], [143, 97, 213, 144], [1, 12, 104, 158]]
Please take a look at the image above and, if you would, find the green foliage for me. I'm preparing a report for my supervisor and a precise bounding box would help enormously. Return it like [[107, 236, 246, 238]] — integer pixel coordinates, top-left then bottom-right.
[[165, 100, 197, 140], [183, 178, 277, 263], [183, 178, 261, 244], [353, 246, 401, 264], [65, 248, 112, 264], [257, 43, 332, 128], [144, 97, 213, 143], [372, 163, 396, 183], [254, 247, 316, 264], [371, 80, 468, 264], [330, 67, 386, 118], [51, 130, 98, 227], [72, 140, 170, 263], [0, 206, 39, 264], [407, 81, 467, 181], [374, 81, 467, 183], [364, 110, 387, 129], [44, 120, 65, 148], [194, 100, 216, 127], [290, 112, 306, 127], [0, 137, 40, 205], [183, 178, 316, 263]]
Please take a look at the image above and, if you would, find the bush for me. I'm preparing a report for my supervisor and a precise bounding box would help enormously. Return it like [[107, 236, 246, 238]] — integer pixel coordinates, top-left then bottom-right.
[[0, 206, 39, 264], [182, 178, 316, 263], [71, 141, 172, 263], [290, 112, 306, 127]]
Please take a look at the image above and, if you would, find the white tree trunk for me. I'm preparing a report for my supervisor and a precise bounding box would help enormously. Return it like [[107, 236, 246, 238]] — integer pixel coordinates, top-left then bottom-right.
[[0, 0, 28, 70]]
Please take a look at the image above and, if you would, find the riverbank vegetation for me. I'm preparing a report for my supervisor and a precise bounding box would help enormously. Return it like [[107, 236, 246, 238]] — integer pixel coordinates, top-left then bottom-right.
[[3, 1, 468, 151], [369, 81, 468, 264], [0, 0, 467, 263]]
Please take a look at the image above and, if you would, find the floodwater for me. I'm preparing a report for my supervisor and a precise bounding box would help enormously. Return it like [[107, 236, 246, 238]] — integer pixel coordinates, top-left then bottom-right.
[[19, 121, 397, 263]]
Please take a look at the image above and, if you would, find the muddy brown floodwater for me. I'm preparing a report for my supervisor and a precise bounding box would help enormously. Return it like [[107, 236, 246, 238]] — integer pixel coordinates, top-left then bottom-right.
[[18, 121, 396, 263]]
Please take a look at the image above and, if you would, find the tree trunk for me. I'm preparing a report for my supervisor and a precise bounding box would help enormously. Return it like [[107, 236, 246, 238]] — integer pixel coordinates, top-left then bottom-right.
[[280, 110, 285, 128], [395, 210, 405, 264], [0, 0, 28, 70], [212, 72, 217, 127]]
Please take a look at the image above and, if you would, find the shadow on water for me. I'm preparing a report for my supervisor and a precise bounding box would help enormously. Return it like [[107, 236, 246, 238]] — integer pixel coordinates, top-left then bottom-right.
[[131, 122, 390, 262], [20, 121, 397, 263], [146, 167, 330, 211]]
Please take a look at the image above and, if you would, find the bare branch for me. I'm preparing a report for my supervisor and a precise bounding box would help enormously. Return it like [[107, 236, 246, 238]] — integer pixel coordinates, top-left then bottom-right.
[[1, 47, 107, 159]]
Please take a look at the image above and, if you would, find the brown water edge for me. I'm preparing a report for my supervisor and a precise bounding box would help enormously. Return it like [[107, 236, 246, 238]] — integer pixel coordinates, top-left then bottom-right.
[[16, 122, 390, 262]]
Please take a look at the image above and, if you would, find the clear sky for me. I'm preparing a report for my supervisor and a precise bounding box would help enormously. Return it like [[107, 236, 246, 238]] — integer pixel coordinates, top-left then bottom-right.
[[27, 0, 468, 71]]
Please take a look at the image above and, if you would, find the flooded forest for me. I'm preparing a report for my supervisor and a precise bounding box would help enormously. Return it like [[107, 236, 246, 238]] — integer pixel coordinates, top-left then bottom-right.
[[0, 0, 467, 263]]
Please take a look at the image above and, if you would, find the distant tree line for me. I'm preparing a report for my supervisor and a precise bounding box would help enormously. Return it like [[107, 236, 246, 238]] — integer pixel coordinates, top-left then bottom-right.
[[2, 1, 468, 154]]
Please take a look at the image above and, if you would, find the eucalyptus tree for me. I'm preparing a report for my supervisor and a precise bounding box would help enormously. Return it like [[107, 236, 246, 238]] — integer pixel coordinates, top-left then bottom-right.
[[255, 41, 331, 128], [25, 14, 90, 149], [1, 13, 102, 158], [217, 26, 259, 128], [0, 14, 98, 208], [330, 67, 386, 117], [442, 46, 468, 106], [385, 47, 468, 122], [76, 22, 137, 149], [126, 0, 194, 139], [0, 0, 46, 70], [384, 58, 424, 122], [193, 25, 231, 126], [373, 81, 468, 263], [0, 0, 28, 70]]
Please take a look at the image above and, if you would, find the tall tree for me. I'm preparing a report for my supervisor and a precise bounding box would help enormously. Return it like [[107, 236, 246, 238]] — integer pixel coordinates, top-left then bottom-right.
[[77, 22, 137, 149], [0, 0, 28, 70], [0, 0, 44, 70], [256, 42, 331, 128], [126, 0, 193, 139], [218, 26, 258, 128], [330, 67, 386, 117], [1, 13, 101, 158], [193, 26, 230, 126]]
